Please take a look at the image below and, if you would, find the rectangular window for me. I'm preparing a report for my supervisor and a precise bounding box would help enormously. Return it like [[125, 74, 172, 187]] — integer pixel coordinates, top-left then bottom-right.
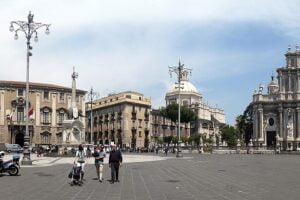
[[139, 131, 142, 137], [44, 91, 49, 100], [59, 92, 64, 101], [43, 112, 49, 123], [58, 113, 64, 124], [17, 107, 24, 122], [76, 95, 79, 102], [138, 119, 142, 127], [17, 89, 24, 97]]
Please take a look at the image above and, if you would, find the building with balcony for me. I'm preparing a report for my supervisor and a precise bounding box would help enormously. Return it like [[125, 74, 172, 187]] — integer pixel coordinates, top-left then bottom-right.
[[250, 47, 300, 150], [86, 91, 151, 148], [151, 109, 190, 141], [0, 80, 86, 146]]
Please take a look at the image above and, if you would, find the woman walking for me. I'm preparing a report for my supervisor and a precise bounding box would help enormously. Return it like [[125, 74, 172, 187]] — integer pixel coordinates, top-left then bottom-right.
[[75, 144, 86, 181]]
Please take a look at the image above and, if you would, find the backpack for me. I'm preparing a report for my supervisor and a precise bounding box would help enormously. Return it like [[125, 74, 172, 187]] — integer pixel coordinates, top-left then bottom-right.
[[93, 150, 99, 158]]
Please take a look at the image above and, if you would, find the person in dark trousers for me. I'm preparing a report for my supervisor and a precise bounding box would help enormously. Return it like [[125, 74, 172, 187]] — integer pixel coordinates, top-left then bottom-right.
[[164, 146, 168, 156], [109, 144, 123, 184]]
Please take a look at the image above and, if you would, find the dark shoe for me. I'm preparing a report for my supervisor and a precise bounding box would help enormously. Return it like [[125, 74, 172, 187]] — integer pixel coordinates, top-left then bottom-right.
[[115, 180, 120, 182], [99, 179, 102, 182]]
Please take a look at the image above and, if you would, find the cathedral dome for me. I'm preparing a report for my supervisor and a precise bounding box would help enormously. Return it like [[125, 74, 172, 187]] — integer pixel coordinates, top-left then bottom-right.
[[169, 80, 199, 93]]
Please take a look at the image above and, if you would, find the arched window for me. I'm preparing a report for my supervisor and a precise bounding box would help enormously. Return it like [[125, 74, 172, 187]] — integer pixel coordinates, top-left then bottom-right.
[[41, 132, 51, 144], [41, 107, 52, 124]]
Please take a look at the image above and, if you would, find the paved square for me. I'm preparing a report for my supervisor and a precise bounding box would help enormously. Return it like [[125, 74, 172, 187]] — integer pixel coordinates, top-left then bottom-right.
[[1, 154, 300, 200]]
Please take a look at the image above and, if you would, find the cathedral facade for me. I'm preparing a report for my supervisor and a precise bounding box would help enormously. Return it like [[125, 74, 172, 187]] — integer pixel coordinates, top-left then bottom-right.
[[250, 47, 300, 151]]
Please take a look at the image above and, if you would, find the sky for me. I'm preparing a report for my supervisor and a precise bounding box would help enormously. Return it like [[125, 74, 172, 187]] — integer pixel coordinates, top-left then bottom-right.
[[1, 0, 300, 125]]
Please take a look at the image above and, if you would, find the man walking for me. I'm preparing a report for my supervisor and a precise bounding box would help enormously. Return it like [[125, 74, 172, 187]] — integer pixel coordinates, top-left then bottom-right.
[[93, 145, 106, 182], [109, 144, 123, 184]]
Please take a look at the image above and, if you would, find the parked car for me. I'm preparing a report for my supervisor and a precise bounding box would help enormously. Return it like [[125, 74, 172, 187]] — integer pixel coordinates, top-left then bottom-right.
[[0, 143, 23, 153]]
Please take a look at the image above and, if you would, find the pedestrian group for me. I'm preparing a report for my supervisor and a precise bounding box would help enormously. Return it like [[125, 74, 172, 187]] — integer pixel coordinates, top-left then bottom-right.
[[70, 143, 123, 185]]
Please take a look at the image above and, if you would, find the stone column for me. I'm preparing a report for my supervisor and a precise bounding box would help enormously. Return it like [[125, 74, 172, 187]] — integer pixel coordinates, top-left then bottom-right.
[[67, 95, 71, 109], [297, 72, 300, 99], [297, 108, 300, 141], [51, 93, 56, 127], [0, 90, 5, 126], [258, 108, 263, 142], [278, 74, 281, 92], [35, 93, 40, 126], [278, 107, 283, 138], [252, 109, 257, 139], [288, 72, 291, 92], [281, 72, 285, 92], [81, 95, 85, 142], [279, 72, 285, 100], [288, 72, 293, 100]]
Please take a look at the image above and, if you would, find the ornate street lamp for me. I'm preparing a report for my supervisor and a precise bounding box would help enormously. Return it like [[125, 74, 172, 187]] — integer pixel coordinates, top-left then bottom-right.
[[10, 11, 51, 165], [169, 61, 192, 157], [87, 87, 99, 144]]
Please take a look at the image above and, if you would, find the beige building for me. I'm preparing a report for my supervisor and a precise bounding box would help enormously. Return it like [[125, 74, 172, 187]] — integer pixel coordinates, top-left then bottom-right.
[[151, 108, 190, 140], [86, 91, 151, 148], [0, 80, 86, 146]]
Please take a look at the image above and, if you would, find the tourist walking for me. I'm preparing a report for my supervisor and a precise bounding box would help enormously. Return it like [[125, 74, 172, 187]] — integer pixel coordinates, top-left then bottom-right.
[[109, 144, 123, 184], [74, 144, 86, 181], [93, 145, 106, 182], [164, 146, 168, 156], [87, 146, 92, 158]]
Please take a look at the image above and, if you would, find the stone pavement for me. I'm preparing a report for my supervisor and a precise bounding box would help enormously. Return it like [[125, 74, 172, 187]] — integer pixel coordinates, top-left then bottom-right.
[[1, 154, 300, 200], [5, 153, 168, 167]]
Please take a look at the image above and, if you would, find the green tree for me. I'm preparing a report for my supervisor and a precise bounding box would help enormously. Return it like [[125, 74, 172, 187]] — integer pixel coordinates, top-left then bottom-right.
[[155, 137, 163, 144], [236, 105, 253, 144], [221, 125, 238, 147], [181, 136, 189, 144], [160, 103, 197, 123], [188, 134, 201, 146], [172, 136, 178, 144], [163, 136, 173, 146]]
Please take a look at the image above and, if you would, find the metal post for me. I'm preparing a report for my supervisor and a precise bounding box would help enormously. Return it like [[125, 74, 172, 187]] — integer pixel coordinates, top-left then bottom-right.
[[22, 39, 31, 164], [169, 61, 192, 158], [10, 11, 51, 165], [87, 87, 98, 144], [90, 88, 93, 144], [177, 65, 182, 157]]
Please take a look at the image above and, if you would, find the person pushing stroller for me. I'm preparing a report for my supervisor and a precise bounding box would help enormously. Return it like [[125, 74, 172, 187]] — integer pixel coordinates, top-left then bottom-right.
[[69, 144, 86, 185]]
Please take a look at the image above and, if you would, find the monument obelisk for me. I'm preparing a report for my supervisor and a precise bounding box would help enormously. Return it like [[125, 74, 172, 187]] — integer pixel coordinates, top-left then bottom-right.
[[62, 67, 84, 145]]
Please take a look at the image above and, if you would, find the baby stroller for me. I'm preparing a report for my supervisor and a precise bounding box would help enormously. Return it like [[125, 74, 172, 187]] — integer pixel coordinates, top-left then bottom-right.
[[68, 163, 83, 186]]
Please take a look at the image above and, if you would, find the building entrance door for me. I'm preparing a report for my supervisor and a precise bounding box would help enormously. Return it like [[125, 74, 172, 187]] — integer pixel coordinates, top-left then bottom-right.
[[15, 132, 24, 147], [267, 131, 276, 147]]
